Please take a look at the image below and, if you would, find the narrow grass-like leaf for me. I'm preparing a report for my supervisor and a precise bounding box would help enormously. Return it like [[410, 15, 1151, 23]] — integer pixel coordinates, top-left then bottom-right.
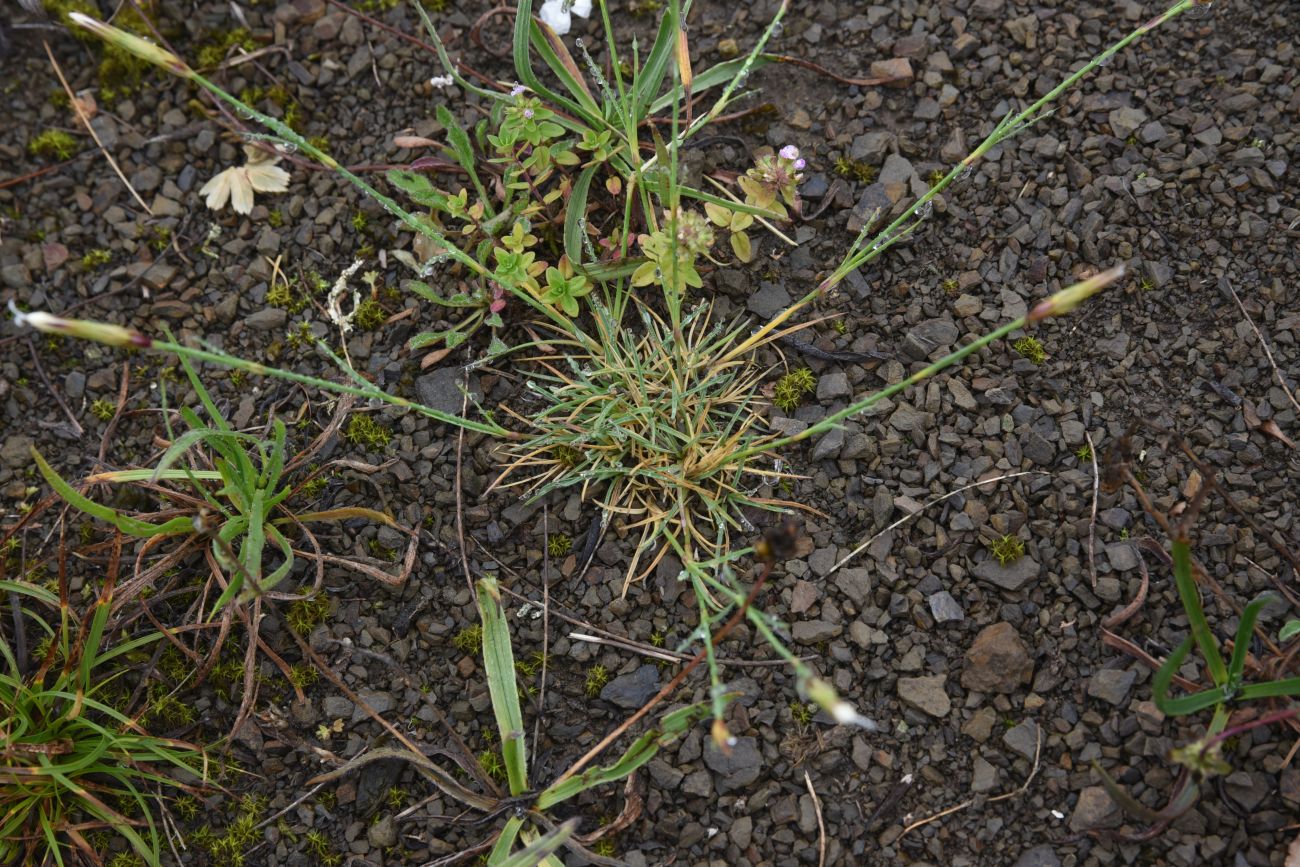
[[1237, 678, 1300, 701], [386, 169, 450, 208], [531, 20, 599, 114], [1171, 538, 1226, 686], [565, 164, 598, 264], [31, 449, 192, 538], [633, 5, 679, 118], [494, 819, 577, 867], [487, 815, 524, 866], [1228, 592, 1275, 685], [647, 55, 772, 115], [534, 700, 712, 809], [476, 577, 527, 796]]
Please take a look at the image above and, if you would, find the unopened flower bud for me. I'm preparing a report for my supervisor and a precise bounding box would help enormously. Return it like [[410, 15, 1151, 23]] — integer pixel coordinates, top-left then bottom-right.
[[68, 12, 193, 79], [9, 300, 152, 349], [1026, 264, 1125, 323], [805, 676, 878, 731]]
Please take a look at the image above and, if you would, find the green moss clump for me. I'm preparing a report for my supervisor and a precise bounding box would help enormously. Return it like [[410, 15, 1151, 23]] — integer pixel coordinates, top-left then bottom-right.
[[197, 28, 257, 68], [344, 414, 392, 449], [287, 664, 318, 689], [477, 749, 506, 782], [89, 398, 116, 421], [452, 624, 482, 654], [354, 298, 388, 331], [547, 534, 572, 557], [585, 663, 610, 697], [551, 444, 581, 468], [28, 129, 79, 161], [834, 156, 877, 183], [772, 368, 817, 413], [81, 248, 113, 269], [286, 594, 331, 635], [1012, 335, 1047, 365], [987, 534, 1026, 566]]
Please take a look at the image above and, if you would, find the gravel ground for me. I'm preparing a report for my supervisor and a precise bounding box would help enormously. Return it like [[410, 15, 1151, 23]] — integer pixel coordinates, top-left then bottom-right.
[[2, 0, 1298, 865]]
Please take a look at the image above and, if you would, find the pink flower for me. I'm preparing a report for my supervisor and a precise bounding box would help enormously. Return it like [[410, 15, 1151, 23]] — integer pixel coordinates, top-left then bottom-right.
[[489, 285, 506, 314], [794, 158, 806, 170], [523, 108, 534, 119], [779, 145, 800, 160], [510, 84, 526, 97]]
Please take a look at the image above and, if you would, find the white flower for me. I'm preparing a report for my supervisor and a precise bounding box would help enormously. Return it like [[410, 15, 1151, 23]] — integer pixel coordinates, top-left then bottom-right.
[[429, 74, 453, 89], [199, 145, 290, 215], [538, 0, 590, 36]]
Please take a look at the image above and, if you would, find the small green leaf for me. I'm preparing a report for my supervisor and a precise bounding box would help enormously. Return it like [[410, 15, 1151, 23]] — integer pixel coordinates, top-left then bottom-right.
[[564, 164, 598, 264], [477, 577, 527, 795], [408, 331, 445, 351], [730, 230, 753, 262], [1280, 619, 1300, 642], [386, 169, 448, 208]]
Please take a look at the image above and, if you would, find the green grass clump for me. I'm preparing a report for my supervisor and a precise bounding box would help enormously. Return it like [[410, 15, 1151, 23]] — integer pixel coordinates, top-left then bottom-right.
[[0, 579, 207, 866], [987, 534, 1026, 566], [773, 367, 817, 412], [344, 414, 392, 449], [27, 129, 78, 161], [1013, 335, 1047, 365], [1075, 443, 1093, 461]]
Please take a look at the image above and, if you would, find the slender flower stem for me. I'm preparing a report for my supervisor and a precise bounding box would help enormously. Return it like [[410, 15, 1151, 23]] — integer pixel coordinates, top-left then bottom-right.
[[817, 0, 1195, 296], [150, 338, 511, 436]]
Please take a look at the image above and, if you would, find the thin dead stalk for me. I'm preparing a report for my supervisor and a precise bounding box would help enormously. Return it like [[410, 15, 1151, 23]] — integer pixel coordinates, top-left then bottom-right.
[[44, 42, 153, 216], [804, 769, 826, 867], [25, 336, 84, 438], [829, 471, 1050, 575], [900, 722, 1042, 839], [1085, 429, 1100, 590], [1224, 279, 1300, 416], [551, 557, 776, 787]]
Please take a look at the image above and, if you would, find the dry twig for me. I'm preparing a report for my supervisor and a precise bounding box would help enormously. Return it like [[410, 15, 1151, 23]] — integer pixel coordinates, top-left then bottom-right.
[[829, 471, 1050, 575], [1224, 279, 1300, 416], [1084, 429, 1100, 590], [44, 42, 152, 216], [804, 770, 826, 867], [900, 722, 1043, 839]]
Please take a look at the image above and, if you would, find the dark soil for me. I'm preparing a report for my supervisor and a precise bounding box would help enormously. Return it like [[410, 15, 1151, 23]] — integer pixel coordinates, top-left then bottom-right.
[[2, 0, 1299, 865]]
